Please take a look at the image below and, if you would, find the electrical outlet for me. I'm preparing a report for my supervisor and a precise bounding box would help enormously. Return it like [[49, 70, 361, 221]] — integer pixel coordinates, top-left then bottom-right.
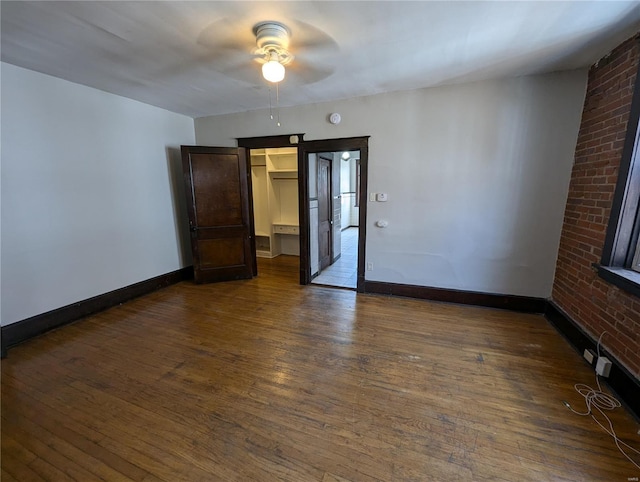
[[583, 348, 596, 366]]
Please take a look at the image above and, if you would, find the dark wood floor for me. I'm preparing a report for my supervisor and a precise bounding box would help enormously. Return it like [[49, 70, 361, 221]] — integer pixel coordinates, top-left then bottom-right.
[[2, 255, 639, 481]]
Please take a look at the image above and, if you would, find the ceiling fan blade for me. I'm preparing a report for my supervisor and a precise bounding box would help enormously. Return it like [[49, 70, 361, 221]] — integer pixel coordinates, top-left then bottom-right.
[[288, 20, 339, 57], [286, 59, 335, 85], [221, 62, 265, 85], [197, 17, 256, 52]]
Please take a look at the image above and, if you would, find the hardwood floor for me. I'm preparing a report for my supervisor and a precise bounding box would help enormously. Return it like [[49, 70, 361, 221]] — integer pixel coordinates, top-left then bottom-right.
[[2, 255, 639, 481]]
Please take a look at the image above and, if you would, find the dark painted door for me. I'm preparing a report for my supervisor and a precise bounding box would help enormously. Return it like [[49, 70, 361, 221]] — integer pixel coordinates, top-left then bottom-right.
[[181, 146, 254, 283], [318, 157, 332, 271]]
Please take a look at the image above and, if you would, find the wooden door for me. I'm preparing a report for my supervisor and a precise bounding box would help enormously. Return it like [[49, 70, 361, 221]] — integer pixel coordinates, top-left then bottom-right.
[[181, 146, 254, 283], [318, 157, 332, 271]]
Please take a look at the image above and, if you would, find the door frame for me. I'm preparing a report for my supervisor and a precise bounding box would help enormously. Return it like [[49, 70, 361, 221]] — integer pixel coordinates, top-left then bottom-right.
[[298, 137, 370, 292], [238, 134, 305, 276]]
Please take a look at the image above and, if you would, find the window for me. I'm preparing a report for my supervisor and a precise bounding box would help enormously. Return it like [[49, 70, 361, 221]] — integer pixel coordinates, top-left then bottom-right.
[[633, 160, 640, 274], [598, 64, 640, 295]]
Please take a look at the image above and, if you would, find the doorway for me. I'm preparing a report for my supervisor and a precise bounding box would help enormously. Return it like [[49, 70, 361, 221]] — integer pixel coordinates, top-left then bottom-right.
[[298, 137, 369, 293], [249, 146, 300, 259], [238, 135, 303, 281], [237, 135, 368, 292], [310, 150, 360, 289]]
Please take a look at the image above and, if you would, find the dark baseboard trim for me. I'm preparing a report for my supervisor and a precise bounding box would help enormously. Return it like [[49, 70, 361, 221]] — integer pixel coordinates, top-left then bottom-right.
[[363, 280, 546, 313], [1, 267, 194, 357], [545, 301, 640, 420]]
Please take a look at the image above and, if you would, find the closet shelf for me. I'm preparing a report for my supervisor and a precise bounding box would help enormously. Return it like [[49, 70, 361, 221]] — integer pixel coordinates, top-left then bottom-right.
[[269, 169, 297, 180], [252, 146, 299, 258]]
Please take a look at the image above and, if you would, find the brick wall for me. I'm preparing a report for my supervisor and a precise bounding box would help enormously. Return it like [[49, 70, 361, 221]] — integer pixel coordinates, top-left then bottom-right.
[[552, 33, 640, 378]]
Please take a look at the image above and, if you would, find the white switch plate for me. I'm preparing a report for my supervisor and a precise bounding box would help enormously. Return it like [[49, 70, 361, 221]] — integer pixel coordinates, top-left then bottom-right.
[[367, 262, 373, 271], [369, 193, 376, 202]]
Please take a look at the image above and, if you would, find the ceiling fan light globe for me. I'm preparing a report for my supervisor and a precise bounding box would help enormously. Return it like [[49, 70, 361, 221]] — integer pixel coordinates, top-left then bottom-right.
[[262, 60, 285, 83]]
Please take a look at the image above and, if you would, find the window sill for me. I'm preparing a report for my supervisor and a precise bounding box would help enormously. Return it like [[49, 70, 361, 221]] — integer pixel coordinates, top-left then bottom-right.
[[595, 265, 640, 298]]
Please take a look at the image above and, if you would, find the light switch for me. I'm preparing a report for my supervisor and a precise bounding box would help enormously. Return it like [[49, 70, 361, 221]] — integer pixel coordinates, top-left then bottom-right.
[[376, 193, 388, 202]]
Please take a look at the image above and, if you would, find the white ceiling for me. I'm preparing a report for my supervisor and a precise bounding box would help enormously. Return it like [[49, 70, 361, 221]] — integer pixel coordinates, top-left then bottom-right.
[[2, 1, 640, 119]]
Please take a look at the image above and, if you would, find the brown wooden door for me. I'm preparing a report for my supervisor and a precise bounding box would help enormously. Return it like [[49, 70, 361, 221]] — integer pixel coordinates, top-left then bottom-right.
[[181, 146, 254, 283], [318, 157, 332, 271]]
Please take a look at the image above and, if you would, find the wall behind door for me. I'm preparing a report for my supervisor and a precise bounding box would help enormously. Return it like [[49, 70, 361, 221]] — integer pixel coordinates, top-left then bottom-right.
[[308, 153, 319, 276], [340, 156, 358, 229]]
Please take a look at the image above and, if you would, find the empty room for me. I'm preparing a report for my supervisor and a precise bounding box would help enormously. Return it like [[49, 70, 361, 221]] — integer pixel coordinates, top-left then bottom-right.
[[2, 2, 640, 481]]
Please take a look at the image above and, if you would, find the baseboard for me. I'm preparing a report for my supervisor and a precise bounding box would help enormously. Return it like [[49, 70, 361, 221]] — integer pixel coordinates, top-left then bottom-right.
[[1, 267, 194, 356], [363, 280, 546, 313], [545, 301, 640, 420]]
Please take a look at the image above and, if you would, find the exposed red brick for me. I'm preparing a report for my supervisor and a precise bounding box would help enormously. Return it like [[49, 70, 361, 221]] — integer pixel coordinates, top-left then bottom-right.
[[552, 33, 640, 379]]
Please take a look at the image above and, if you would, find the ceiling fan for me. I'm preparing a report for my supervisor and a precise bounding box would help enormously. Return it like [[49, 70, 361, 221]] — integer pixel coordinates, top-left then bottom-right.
[[195, 18, 338, 86], [253, 21, 293, 83]]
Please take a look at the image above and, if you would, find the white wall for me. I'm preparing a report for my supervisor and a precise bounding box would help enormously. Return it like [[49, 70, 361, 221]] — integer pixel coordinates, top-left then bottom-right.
[[196, 71, 587, 298], [331, 151, 341, 259], [1, 63, 195, 326], [308, 154, 319, 276], [341, 157, 358, 229]]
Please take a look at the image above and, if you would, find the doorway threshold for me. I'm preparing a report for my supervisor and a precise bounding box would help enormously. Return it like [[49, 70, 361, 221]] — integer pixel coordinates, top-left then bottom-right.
[[311, 227, 358, 289]]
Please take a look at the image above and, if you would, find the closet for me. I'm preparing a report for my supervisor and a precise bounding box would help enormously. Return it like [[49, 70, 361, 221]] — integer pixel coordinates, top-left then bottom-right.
[[250, 147, 299, 258]]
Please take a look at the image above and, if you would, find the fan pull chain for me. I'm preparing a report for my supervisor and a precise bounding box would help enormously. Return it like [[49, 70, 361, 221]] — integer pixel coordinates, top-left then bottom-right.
[[268, 85, 274, 120], [276, 82, 281, 127], [266, 82, 281, 127]]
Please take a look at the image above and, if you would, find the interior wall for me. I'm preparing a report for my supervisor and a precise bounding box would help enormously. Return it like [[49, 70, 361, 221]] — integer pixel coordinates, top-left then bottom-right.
[[308, 153, 319, 276], [331, 151, 341, 260], [340, 157, 353, 230], [1, 63, 195, 326], [195, 70, 588, 298], [349, 157, 359, 227]]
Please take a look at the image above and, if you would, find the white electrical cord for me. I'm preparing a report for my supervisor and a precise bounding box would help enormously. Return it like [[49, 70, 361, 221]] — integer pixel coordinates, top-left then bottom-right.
[[563, 332, 640, 470]]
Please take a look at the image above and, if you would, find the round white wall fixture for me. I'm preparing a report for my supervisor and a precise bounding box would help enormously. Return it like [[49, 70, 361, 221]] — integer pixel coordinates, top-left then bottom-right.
[[329, 113, 341, 125]]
